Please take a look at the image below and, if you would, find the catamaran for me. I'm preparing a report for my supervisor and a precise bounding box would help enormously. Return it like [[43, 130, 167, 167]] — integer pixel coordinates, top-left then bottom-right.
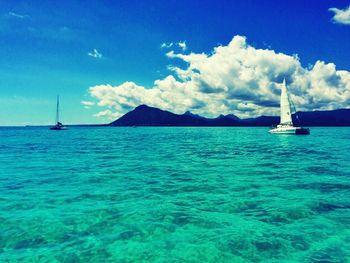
[[269, 79, 309, 135], [50, 96, 67, 130]]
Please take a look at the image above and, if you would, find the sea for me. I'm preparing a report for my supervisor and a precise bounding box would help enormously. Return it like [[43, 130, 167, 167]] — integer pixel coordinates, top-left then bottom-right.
[[0, 127, 349, 262]]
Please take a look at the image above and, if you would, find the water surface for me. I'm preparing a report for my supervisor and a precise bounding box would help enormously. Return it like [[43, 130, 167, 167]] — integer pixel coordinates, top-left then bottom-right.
[[0, 127, 349, 262]]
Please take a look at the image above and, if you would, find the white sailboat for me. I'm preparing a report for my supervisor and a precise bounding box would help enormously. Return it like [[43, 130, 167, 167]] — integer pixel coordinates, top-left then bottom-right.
[[50, 96, 67, 130], [269, 79, 309, 135]]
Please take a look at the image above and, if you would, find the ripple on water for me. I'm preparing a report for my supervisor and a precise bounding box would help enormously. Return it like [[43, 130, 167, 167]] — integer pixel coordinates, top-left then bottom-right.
[[0, 127, 350, 262]]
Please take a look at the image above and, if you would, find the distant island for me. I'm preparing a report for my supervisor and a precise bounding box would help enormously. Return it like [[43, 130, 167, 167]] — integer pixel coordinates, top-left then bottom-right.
[[109, 105, 350, 126]]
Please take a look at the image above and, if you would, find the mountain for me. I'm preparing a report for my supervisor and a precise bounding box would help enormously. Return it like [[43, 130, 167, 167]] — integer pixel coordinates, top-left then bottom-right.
[[242, 116, 279, 126], [111, 105, 242, 126], [112, 105, 207, 126], [292, 109, 350, 126], [110, 105, 350, 126]]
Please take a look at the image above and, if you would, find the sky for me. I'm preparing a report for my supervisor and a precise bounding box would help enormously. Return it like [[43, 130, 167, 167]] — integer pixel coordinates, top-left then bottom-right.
[[0, 0, 350, 125]]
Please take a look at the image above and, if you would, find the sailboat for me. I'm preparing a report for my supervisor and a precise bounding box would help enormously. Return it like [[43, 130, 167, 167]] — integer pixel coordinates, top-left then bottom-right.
[[269, 79, 310, 135], [50, 96, 67, 130]]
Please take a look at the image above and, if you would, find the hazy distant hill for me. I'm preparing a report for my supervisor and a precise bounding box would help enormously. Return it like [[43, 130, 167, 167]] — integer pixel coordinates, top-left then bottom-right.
[[110, 105, 350, 126]]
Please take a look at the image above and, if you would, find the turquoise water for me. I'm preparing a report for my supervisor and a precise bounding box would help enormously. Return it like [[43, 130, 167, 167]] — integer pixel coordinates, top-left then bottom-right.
[[0, 127, 349, 262]]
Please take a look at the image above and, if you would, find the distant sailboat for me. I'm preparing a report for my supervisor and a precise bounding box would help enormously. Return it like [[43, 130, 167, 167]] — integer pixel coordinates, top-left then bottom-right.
[[50, 96, 67, 130], [269, 79, 309, 135]]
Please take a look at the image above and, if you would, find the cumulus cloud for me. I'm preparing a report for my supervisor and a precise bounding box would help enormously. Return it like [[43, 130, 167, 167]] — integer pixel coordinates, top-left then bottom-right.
[[88, 35, 350, 120], [329, 5, 350, 25], [88, 48, 102, 59]]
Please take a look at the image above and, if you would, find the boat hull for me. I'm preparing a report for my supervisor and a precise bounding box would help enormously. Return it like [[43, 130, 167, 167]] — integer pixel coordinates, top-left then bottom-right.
[[295, 127, 310, 135], [50, 125, 67, 130], [269, 126, 310, 135]]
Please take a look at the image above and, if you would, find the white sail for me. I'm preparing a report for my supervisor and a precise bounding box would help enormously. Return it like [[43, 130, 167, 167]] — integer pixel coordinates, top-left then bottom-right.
[[269, 79, 309, 134], [280, 79, 293, 125]]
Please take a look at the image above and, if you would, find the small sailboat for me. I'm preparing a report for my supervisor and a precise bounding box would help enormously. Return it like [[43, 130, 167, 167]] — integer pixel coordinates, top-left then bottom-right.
[[269, 79, 309, 135], [50, 96, 67, 130]]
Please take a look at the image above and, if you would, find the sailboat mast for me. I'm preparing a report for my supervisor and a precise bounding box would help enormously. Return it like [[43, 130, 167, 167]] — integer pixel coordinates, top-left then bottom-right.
[[56, 95, 59, 124]]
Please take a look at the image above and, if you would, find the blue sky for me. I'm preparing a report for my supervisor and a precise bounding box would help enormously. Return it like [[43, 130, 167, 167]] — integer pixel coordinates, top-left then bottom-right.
[[0, 0, 350, 125]]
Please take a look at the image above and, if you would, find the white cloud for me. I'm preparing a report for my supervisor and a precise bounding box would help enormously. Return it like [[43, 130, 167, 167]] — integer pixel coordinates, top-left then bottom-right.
[[88, 48, 102, 59], [8, 12, 28, 19], [161, 41, 187, 51], [88, 35, 350, 120], [81, 100, 95, 109], [161, 42, 173, 48], [329, 6, 350, 25], [178, 41, 187, 51], [81, 100, 94, 106], [93, 109, 121, 120]]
